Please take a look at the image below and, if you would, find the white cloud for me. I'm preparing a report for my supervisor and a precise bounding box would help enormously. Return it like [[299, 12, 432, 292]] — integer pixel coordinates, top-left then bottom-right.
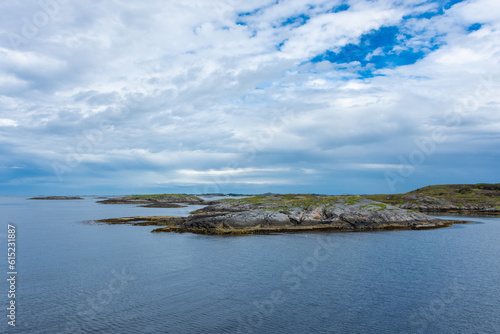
[[0, 47, 66, 76], [452, 0, 500, 24], [434, 46, 486, 65], [177, 167, 291, 176], [0, 118, 18, 127], [345, 163, 407, 170]]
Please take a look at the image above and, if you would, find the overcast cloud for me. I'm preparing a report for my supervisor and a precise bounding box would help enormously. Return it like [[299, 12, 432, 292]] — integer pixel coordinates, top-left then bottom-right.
[[1, 0, 499, 195]]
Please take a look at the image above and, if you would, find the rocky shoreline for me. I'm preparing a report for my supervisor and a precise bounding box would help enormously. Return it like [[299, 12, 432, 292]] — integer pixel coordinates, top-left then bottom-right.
[[95, 194, 472, 235]]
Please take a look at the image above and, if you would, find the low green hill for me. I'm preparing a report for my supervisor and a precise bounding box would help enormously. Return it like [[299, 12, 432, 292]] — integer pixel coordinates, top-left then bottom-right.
[[364, 183, 500, 210]]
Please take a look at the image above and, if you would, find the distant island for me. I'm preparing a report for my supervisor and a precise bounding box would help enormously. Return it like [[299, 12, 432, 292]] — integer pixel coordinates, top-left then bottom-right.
[[92, 183, 500, 234], [29, 196, 84, 200]]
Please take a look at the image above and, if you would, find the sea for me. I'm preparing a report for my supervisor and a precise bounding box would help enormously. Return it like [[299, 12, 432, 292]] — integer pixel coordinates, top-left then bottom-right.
[[1, 196, 499, 333]]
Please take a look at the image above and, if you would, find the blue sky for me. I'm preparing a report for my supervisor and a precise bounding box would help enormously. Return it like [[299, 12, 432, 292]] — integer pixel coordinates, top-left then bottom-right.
[[1, 0, 499, 196]]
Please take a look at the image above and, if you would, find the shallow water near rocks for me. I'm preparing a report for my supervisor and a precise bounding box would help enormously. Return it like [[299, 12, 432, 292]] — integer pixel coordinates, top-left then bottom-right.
[[1, 197, 499, 333]]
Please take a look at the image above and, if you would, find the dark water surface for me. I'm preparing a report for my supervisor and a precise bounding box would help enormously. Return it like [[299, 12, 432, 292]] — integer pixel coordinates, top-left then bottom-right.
[[1, 197, 499, 333]]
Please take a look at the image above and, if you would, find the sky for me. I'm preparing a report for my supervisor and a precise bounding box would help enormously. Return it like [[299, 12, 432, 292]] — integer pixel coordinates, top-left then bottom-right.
[[0, 0, 499, 196]]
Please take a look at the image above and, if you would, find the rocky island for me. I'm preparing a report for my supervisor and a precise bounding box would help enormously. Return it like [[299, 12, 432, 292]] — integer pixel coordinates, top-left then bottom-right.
[[96, 183, 500, 235], [29, 196, 84, 200], [96, 193, 470, 235]]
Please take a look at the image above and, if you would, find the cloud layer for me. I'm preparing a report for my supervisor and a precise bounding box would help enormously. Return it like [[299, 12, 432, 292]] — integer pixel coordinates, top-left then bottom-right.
[[1, 0, 499, 195]]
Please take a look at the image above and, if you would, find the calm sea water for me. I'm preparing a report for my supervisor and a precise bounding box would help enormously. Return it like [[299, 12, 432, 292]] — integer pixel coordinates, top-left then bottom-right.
[[1, 196, 499, 334]]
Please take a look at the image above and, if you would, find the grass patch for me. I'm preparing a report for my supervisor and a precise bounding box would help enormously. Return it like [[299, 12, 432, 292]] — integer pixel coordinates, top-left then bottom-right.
[[359, 203, 387, 211], [362, 194, 407, 206], [358, 203, 387, 212], [221, 194, 362, 210], [129, 194, 202, 200]]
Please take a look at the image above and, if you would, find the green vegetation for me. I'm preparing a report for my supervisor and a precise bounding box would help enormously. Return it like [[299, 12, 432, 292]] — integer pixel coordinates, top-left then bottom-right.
[[359, 203, 387, 211], [129, 194, 202, 200], [364, 183, 500, 208], [344, 196, 362, 205], [475, 183, 500, 191], [361, 194, 409, 206], [221, 194, 362, 210]]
